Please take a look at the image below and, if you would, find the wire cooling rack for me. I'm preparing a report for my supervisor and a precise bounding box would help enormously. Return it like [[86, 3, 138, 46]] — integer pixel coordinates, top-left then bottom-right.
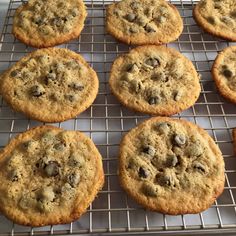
[[0, 0, 236, 235]]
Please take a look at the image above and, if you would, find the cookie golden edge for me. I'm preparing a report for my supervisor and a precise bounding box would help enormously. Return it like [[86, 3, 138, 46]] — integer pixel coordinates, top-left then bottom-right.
[[109, 45, 201, 116], [193, 4, 236, 42], [106, 2, 183, 45], [211, 46, 236, 104], [0, 48, 99, 123], [0, 125, 105, 227], [12, 1, 87, 48], [119, 117, 225, 215]]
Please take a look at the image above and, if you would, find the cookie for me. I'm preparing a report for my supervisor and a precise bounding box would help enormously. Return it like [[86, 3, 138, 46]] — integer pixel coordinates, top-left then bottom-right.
[[106, 0, 183, 45], [109, 45, 201, 116], [119, 117, 225, 214], [12, 0, 87, 48], [0, 48, 99, 123], [212, 46, 236, 103], [193, 0, 236, 41], [0, 125, 104, 226]]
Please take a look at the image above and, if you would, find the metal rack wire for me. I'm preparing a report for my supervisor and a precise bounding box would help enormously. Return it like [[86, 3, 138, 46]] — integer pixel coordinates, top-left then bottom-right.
[[0, 0, 236, 235]]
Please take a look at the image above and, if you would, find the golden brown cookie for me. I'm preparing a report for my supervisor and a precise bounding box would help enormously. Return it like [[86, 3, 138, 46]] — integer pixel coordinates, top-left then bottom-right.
[[119, 117, 225, 215], [212, 46, 236, 103], [106, 0, 183, 45], [12, 0, 87, 48], [109, 45, 201, 116], [0, 125, 104, 226], [193, 0, 236, 41], [0, 48, 99, 123]]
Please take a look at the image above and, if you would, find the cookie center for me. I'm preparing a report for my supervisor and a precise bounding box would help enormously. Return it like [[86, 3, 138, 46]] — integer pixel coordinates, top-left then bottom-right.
[[119, 53, 193, 105]]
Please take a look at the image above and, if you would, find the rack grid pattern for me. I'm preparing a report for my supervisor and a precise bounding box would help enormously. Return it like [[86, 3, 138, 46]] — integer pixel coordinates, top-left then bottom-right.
[[0, 0, 236, 235]]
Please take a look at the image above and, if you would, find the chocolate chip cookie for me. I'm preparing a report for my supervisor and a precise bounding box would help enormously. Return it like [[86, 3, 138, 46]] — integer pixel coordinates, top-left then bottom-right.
[[106, 0, 183, 45], [0, 126, 104, 226], [193, 0, 236, 41], [109, 45, 201, 116], [0, 48, 98, 122], [12, 0, 87, 48], [212, 46, 236, 103], [119, 117, 225, 214]]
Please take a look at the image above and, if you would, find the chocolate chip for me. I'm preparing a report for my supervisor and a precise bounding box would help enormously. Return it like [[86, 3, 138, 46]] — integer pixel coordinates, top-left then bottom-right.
[[230, 11, 236, 18], [22, 141, 30, 149], [52, 17, 63, 27], [151, 72, 165, 81], [144, 8, 152, 18], [214, 2, 221, 9], [9, 170, 19, 182], [36, 158, 46, 169], [155, 16, 166, 23], [68, 154, 83, 167], [65, 94, 76, 102], [193, 162, 206, 173], [10, 69, 20, 77], [71, 9, 78, 17], [166, 154, 178, 167], [31, 85, 45, 97], [136, 15, 147, 27], [142, 183, 157, 197], [53, 142, 65, 151], [67, 172, 80, 187], [142, 145, 156, 157], [138, 167, 149, 178], [127, 63, 139, 73], [157, 174, 172, 187], [126, 13, 136, 22], [174, 90, 182, 101], [174, 134, 186, 146], [45, 72, 57, 84], [47, 72, 56, 80], [69, 82, 84, 91], [145, 24, 156, 33], [156, 122, 170, 134], [145, 58, 160, 67], [207, 16, 215, 24], [44, 161, 60, 177], [34, 16, 44, 25], [148, 96, 161, 105], [222, 68, 233, 78]]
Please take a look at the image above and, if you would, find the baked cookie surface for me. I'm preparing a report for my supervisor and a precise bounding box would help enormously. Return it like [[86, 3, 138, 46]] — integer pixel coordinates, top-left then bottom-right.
[[193, 0, 236, 41], [0, 48, 99, 122], [12, 0, 87, 48], [0, 126, 104, 227], [106, 0, 183, 45], [119, 117, 225, 214], [212, 46, 236, 103], [109, 45, 201, 116]]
